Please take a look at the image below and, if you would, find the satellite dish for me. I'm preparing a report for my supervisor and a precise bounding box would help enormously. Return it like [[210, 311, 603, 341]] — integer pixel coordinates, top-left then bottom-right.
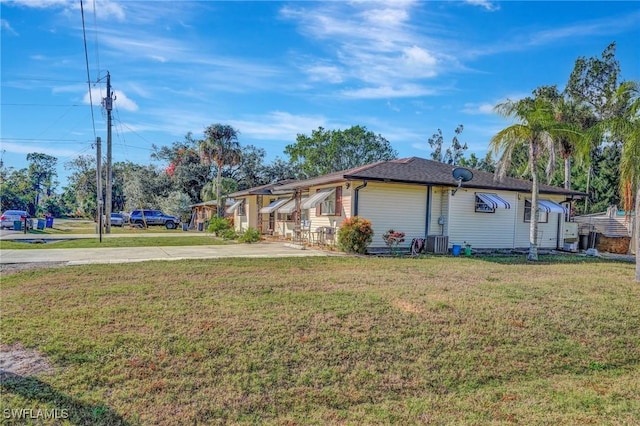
[[451, 167, 473, 195]]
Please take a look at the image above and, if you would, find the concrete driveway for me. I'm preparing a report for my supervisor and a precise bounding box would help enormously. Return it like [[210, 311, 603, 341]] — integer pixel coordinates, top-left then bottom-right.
[[0, 232, 336, 267], [1, 242, 333, 266]]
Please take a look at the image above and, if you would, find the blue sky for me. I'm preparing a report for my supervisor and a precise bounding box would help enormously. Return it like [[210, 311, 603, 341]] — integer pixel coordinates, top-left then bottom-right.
[[1, 0, 639, 188]]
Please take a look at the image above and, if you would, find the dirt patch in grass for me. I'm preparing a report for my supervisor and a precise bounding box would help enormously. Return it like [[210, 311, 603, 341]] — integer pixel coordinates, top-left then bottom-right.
[[0, 343, 54, 379], [0, 262, 68, 275]]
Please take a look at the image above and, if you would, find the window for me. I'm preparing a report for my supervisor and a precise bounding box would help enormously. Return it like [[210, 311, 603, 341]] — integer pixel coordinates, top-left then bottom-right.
[[237, 201, 246, 216], [316, 186, 342, 216], [524, 200, 548, 223], [321, 195, 335, 215], [475, 195, 495, 213]]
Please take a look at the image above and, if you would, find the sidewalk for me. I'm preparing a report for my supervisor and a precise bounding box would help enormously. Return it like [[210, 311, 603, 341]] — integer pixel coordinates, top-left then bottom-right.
[[0, 231, 208, 241], [0, 241, 334, 266]]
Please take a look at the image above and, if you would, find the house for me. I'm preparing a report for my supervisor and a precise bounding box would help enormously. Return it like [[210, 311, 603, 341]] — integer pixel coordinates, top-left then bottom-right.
[[227, 157, 585, 251], [225, 180, 296, 235], [189, 199, 234, 230], [573, 205, 633, 254]]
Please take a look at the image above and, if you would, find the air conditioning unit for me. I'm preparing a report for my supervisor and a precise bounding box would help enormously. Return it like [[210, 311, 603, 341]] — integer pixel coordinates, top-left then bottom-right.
[[426, 235, 449, 254]]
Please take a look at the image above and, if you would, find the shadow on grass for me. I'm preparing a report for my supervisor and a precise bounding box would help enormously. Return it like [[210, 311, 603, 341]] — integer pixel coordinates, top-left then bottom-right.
[[1, 372, 132, 425], [473, 253, 631, 265]]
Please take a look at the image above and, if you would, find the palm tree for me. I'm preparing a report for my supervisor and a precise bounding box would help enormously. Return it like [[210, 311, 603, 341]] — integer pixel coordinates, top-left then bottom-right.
[[599, 81, 640, 280], [533, 85, 595, 190], [200, 124, 242, 217], [490, 97, 582, 261]]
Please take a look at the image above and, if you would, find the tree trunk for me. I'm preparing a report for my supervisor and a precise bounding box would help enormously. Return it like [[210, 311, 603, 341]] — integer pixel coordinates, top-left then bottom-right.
[[216, 164, 223, 218], [528, 143, 539, 261], [635, 186, 639, 282], [564, 157, 571, 190]]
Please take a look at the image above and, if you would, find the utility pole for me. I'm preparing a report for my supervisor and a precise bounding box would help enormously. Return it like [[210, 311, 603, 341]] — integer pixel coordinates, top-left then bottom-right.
[[104, 72, 113, 233], [96, 136, 103, 243]]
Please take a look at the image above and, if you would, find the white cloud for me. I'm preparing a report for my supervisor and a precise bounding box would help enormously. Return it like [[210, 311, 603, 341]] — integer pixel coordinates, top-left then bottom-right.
[[0, 141, 86, 158], [83, 88, 138, 112], [464, 0, 500, 12], [229, 111, 329, 141], [461, 102, 495, 115], [304, 64, 344, 84], [1, 19, 18, 35], [6, 0, 126, 21], [342, 84, 437, 99], [281, 1, 443, 97]]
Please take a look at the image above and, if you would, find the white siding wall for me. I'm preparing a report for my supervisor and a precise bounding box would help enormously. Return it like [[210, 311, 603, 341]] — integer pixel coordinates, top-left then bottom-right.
[[446, 189, 518, 249], [357, 182, 427, 248], [429, 187, 448, 237], [513, 196, 565, 249], [307, 184, 350, 230]]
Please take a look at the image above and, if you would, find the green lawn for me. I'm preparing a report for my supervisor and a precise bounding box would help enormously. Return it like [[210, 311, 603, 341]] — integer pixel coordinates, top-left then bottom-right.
[[1, 256, 638, 425], [0, 236, 228, 250]]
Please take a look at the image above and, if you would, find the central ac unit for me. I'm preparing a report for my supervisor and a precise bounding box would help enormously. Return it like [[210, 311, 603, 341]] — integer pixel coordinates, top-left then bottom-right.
[[426, 235, 449, 254]]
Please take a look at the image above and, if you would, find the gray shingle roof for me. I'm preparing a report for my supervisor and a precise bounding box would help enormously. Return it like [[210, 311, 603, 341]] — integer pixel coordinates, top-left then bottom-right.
[[277, 157, 585, 197]]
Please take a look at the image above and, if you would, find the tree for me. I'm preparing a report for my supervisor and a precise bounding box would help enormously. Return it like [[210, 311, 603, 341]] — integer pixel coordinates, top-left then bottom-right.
[[458, 152, 496, 173], [428, 125, 467, 165], [228, 145, 267, 191], [533, 85, 595, 190], [596, 81, 640, 281], [0, 166, 30, 212], [566, 42, 620, 121], [200, 124, 242, 216], [152, 133, 210, 203], [26, 152, 57, 214], [64, 155, 97, 217], [285, 125, 397, 178], [262, 157, 303, 183], [491, 97, 582, 261], [565, 42, 624, 212]]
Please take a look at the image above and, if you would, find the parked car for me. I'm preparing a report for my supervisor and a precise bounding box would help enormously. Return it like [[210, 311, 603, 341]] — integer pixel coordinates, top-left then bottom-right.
[[129, 209, 180, 229], [109, 212, 127, 227], [0, 210, 34, 230]]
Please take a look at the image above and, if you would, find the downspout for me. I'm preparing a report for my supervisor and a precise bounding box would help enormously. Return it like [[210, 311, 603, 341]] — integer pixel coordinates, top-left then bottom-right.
[[556, 210, 562, 250], [353, 180, 368, 216], [425, 186, 432, 237]]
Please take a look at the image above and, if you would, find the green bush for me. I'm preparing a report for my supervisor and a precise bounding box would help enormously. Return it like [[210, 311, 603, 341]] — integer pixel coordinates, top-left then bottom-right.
[[337, 216, 374, 254], [220, 228, 238, 240], [237, 227, 261, 243], [207, 217, 231, 236]]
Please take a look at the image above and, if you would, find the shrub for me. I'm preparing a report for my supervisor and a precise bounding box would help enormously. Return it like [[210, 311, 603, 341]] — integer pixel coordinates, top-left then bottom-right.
[[237, 227, 261, 243], [383, 229, 405, 255], [337, 216, 374, 254], [220, 228, 238, 240], [207, 217, 231, 236]]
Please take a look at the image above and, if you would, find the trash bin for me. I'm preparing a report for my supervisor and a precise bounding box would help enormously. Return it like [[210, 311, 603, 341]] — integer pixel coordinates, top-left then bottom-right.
[[182, 223, 189, 231], [37, 219, 46, 230], [13, 220, 22, 231], [452, 244, 461, 256], [45, 216, 54, 228], [197, 222, 204, 232], [579, 234, 589, 250]]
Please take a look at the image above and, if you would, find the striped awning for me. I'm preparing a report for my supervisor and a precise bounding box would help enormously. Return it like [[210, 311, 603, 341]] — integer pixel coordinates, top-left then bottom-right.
[[538, 199, 567, 214], [277, 198, 308, 214], [225, 200, 244, 214], [302, 189, 335, 209], [259, 198, 290, 214], [475, 193, 511, 209]]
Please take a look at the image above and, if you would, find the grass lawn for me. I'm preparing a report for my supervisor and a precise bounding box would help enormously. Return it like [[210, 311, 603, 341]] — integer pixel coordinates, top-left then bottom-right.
[[1, 256, 639, 425], [0, 236, 229, 250]]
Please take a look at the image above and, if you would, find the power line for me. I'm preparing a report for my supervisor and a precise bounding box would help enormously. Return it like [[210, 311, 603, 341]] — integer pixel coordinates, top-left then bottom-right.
[[1, 103, 82, 107], [80, 0, 97, 141], [0, 138, 83, 142]]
